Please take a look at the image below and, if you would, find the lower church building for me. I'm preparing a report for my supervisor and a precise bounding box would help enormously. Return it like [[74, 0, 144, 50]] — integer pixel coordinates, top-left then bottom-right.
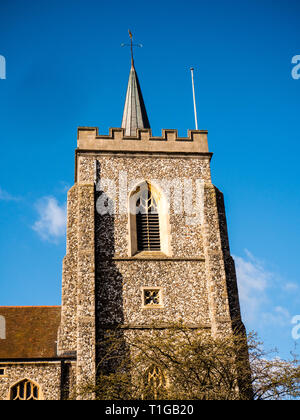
[[0, 53, 247, 400]]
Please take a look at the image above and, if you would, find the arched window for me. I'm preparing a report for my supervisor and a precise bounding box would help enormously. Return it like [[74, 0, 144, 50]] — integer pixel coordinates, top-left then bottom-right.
[[144, 365, 167, 399], [129, 181, 171, 256], [10, 379, 40, 400], [136, 182, 161, 251]]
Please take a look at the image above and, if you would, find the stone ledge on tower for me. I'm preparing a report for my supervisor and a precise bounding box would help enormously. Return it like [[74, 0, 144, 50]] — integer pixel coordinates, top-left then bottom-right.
[[77, 127, 209, 154]]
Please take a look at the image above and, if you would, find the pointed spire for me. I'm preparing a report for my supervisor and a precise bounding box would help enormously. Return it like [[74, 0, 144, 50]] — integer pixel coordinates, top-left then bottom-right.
[[121, 31, 150, 136]]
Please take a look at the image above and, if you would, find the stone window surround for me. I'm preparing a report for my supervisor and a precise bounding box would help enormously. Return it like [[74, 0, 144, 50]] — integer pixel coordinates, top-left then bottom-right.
[[144, 365, 168, 399], [8, 378, 43, 401], [128, 180, 171, 257], [141, 287, 164, 309]]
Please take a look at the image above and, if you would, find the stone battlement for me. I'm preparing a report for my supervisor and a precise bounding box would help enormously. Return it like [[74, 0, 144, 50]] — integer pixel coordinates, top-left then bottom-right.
[[77, 127, 209, 154]]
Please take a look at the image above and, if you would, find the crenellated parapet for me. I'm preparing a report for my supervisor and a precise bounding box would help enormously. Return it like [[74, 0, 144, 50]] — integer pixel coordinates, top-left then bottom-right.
[[77, 127, 210, 154]]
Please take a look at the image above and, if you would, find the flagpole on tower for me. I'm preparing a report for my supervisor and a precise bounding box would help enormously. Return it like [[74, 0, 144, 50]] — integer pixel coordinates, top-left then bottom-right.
[[190, 67, 199, 130]]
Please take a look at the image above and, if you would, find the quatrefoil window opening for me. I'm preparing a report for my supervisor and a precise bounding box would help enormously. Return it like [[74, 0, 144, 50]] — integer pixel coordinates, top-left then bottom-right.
[[142, 288, 163, 308], [144, 289, 160, 306]]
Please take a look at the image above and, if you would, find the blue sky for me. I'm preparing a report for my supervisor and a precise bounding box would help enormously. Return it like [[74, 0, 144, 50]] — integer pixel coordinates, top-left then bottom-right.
[[0, 0, 299, 359]]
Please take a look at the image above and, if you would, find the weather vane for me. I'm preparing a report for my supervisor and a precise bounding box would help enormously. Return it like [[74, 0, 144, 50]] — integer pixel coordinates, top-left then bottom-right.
[[121, 30, 143, 66]]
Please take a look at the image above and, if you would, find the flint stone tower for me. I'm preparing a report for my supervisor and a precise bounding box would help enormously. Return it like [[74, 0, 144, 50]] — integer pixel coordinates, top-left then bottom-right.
[[0, 53, 246, 400], [57, 58, 245, 395]]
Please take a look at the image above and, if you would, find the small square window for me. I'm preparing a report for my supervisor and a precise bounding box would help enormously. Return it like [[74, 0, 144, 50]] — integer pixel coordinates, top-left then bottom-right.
[[142, 288, 163, 308], [0, 368, 6, 376]]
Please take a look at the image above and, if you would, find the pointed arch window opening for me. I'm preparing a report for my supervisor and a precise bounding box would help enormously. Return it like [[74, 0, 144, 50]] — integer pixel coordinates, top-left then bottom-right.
[[144, 365, 167, 400], [136, 183, 161, 252], [10, 379, 40, 400]]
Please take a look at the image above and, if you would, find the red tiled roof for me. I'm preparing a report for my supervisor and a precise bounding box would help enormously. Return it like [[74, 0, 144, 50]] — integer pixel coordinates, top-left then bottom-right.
[[0, 306, 61, 359]]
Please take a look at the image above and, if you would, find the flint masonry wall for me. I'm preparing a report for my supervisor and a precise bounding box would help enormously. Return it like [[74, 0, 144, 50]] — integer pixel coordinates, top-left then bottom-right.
[[0, 362, 62, 400], [58, 127, 243, 396], [1, 127, 243, 400], [0, 361, 77, 400], [58, 184, 96, 398]]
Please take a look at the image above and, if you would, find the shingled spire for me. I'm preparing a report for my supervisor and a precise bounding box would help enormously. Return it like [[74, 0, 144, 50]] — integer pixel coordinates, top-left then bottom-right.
[[121, 31, 150, 136]]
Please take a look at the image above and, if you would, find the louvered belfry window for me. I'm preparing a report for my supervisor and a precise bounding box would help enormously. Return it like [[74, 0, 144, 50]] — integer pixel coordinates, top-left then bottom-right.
[[136, 184, 161, 251]]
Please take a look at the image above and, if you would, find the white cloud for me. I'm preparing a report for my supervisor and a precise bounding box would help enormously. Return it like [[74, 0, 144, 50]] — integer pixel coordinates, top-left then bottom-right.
[[32, 196, 67, 242], [262, 306, 291, 327], [282, 282, 299, 292], [234, 250, 298, 331], [0, 186, 19, 201], [234, 250, 273, 324]]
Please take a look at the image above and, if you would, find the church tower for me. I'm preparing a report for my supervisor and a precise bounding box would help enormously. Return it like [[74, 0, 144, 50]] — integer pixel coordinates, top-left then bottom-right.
[[0, 38, 247, 401], [57, 44, 246, 398]]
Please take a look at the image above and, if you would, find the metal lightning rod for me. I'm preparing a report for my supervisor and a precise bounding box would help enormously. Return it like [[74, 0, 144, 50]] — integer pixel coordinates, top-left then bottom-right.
[[190, 67, 199, 130]]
